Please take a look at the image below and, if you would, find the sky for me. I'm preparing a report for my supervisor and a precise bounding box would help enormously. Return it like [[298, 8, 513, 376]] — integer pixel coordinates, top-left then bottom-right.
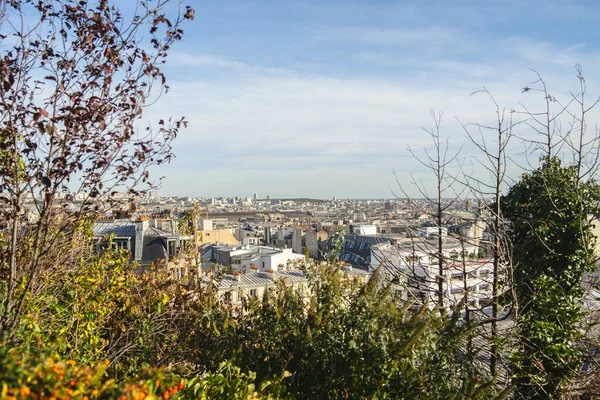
[[145, 0, 600, 199]]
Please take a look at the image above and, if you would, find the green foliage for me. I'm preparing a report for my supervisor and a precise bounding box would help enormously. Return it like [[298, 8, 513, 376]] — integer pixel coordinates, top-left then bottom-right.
[[2, 238, 498, 399], [187, 264, 496, 399], [180, 361, 290, 400], [502, 156, 600, 398]]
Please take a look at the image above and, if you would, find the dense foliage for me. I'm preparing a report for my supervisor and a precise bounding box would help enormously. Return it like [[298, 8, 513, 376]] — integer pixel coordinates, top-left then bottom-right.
[[0, 235, 498, 398], [503, 156, 600, 399]]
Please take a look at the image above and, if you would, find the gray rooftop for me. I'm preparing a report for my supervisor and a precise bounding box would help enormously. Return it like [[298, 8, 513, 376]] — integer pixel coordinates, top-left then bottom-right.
[[205, 266, 369, 291], [93, 220, 137, 237]]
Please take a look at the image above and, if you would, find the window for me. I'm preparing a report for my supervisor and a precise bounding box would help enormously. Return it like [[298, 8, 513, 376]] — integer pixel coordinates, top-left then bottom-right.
[[167, 240, 177, 257], [223, 291, 232, 302], [250, 289, 257, 298], [450, 272, 463, 281], [112, 239, 130, 251]]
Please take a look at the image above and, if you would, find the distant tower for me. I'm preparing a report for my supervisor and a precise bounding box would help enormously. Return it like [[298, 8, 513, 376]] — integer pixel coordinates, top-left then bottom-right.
[[292, 229, 303, 254], [332, 196, 336, 202], [266, 194, 270, 200], [264, 227, 272, 245], [253, 193, 258, 202]]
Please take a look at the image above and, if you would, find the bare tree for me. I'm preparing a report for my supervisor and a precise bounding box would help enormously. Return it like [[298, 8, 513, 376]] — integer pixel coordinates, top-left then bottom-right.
[[458, 88, 521, 380], [0, 0, 194, 340], [393, 110, 463, 309]]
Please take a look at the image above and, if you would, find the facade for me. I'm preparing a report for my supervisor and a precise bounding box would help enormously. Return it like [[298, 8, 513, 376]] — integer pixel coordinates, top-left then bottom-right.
[[416, 226, 448, 239], [208, 262, 369, 307], [235, 227, 263, 246], [349, 224, 377, 235], [292, 229, 303, 254], [93, 218, 191, 266], [198, 229, 239, 246], [304, 230, 329, 259], [370, 239, 493, 309], [202, 243, 369, 307], [203, 244, 306, 273]]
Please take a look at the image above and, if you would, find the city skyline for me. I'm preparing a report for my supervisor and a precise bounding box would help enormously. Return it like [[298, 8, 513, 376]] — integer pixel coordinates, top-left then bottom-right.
[[147, 0, 600, 198]]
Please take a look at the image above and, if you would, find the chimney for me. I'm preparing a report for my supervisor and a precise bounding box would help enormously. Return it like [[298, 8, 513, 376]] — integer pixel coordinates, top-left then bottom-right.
[[260, 268, 274, 279]]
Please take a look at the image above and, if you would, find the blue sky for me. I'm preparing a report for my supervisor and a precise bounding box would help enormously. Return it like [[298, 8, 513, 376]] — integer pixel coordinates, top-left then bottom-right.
[[147, 0, 600, 198]]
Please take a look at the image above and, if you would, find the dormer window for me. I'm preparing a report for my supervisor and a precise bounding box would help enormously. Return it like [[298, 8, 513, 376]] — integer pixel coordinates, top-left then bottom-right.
[[167, 239, 177, 257], [112, 238, 130, 251]]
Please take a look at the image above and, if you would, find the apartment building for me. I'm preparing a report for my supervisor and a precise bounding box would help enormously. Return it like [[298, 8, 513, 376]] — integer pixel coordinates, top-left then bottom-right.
[[370, 238, 493, 309]]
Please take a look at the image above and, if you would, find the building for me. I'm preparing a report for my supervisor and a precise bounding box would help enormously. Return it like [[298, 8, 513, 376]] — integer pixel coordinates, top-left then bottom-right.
[[235, 227, 263, 246], [370, 238, 493, 309], [304, 230, 329, 259], [349, 224, 377, 235], [331, 234, 392, 270], [93, 217, 192, 278], [292, 229, 304, 254], [416, 226, 448, 239], [203, 244, 305, 273], [197, 228, 239, 246], [207, 262, 369, 307]]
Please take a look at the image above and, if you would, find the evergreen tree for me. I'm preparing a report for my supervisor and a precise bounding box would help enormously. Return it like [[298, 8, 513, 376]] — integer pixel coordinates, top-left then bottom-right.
[[503, 156, 600, 398]]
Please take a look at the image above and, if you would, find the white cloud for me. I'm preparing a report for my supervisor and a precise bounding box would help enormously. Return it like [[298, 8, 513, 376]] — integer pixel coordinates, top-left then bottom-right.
[[148, 34, 600, 197], [170, 53, 249, 69], [314, 26, 462, 47], [168, 52, 291, 75]]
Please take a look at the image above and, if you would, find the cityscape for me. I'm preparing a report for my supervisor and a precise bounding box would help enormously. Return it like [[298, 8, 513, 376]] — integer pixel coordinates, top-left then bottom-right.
[[63, 192, 500, 310], [3, 0, 600, 399]]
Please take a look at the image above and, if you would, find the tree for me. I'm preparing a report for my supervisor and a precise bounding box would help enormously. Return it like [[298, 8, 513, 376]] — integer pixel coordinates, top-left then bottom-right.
[[458, 88, 519, 380], [393, 110, 463, 309], [502, 156, 600, 398], [0, 0, 193, 339], [220, 263, 497, 399]]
